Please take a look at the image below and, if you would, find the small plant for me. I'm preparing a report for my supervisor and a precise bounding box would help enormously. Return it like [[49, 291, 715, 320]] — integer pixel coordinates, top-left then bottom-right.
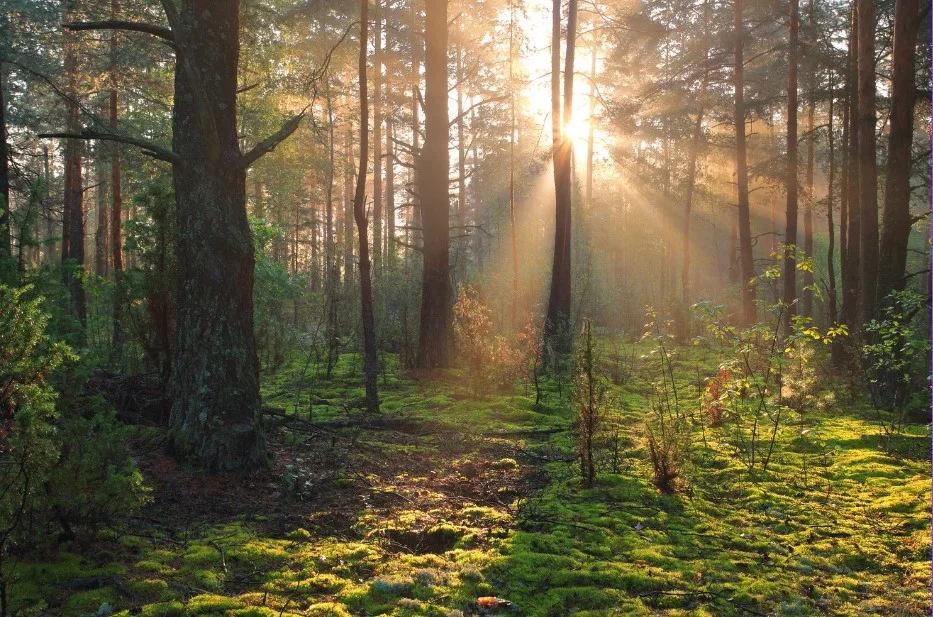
[[645, 405, 682, 494], [575, 319, 606, 488], [702, 368, 730, 427]]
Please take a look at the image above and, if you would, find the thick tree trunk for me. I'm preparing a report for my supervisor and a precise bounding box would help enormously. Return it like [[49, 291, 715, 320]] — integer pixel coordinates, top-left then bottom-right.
[[354, 0, 380, 413], [169, 0, 266, 472], [878, 0, 920, 300], [857, 0, 878, 323], [782, 0, 799, 333], [840, 3, 860, 330], [416, 0, 452, 368], [734, 0, 756, 327], [545, 0, 576, 352]]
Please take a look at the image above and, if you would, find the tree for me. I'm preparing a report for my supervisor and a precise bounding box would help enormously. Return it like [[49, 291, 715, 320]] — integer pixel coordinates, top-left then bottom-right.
[[51, 0, 304, 471], [856, 0, 878, 323], [734, 0, 756, 326], [62, 0, 86, 326], [416, 0, 452, 368], [878, 0, 923, 300], [353, 0, 380, 413], [544, 0, 577, 353], [783, 0, 800, 332], [840, 3, 860, 333], [0, 64, 10, 261], [110, 0, 124, 346]]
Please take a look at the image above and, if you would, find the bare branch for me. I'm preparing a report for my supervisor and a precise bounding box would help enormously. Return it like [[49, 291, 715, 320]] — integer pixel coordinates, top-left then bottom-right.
[[63, 20, 176, 47], [240, 108, 307, 169], [39, 130, 179, 163]]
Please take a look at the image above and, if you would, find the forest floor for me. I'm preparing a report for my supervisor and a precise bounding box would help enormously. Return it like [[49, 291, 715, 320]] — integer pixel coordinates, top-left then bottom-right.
[[8, 344, 932, 617]]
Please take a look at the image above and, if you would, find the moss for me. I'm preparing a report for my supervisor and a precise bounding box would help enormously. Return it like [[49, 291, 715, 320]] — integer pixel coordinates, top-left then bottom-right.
[[186, 594, 243, 615], [126, 578, 172, 602], [139, 601, 185, 617], [306, 602, 353, 617], [61, 588, 115, 617]]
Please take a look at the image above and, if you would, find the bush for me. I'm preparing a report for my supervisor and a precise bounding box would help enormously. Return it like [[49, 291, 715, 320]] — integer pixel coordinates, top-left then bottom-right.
[[0, 284, 148, 613], [452, 283, 539, 392]]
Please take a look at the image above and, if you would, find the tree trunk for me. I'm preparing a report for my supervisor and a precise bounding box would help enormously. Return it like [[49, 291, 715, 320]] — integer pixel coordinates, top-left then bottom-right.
[[111, 0, 124, 346], [840, 3, 860, 330], [801, 0, 815, 319], [169, 0, 266, 472], [325, 84, 339, 376], [386, 110, 395, 268], [95, 138, 109, 277], [372, 0, 383, 276], [857, 0, 878, 323], [0, 64, 10, 259], [782, 0, 799, 333], [827, 76, 840, 340], [63, 4, 87, 326], [343, 121, 354, 286], [545, 0, 577, 352], [878, 0, 920, 300], [416, 0, 452, 368], [509, 0, 519, 325], [354, 0, 380, 413], [455, 15, 467, 280], [734, 0, 756, 327]]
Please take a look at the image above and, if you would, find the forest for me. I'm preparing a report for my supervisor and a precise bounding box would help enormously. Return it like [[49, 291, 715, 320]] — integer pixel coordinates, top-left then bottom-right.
[[0, 0, 931, 613]]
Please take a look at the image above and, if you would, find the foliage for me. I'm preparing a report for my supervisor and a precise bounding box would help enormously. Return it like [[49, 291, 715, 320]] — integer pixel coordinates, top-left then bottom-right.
[[574, 319, 606, 488], [863, 289, 932, 442], [452, 283, 539, 392]]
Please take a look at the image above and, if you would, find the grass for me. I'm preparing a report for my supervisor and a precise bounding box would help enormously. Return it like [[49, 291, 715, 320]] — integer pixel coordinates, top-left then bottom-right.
[[8, 341, 931, 616]]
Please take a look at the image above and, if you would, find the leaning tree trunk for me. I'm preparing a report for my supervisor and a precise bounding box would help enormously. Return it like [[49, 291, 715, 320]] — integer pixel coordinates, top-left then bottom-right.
[[734, 0, 756, 327], [878, 0, 920, 301], [354, 0, 380, 413], [169, 0, 266, 472], [544, 0, 577, 353], [416, 0, 452, 368], [782, 0, 799, 333], [857, 0, 878, 324]]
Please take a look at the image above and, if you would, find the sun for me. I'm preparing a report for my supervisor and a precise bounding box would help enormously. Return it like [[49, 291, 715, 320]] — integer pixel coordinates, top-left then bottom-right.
[[563, 116, 588, 142]]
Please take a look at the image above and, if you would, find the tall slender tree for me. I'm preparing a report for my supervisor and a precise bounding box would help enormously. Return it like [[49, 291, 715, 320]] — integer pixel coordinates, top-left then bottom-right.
[[416, 0, 452, 368], [856, 0, 878, 323], [783, 0, 800, 332], [734, 0, 756, 326], [354, 0, 380, 413]]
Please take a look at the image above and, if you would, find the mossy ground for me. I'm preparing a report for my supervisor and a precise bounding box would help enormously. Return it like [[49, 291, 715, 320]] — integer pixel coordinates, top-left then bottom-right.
[[9, 344, 931, 616]]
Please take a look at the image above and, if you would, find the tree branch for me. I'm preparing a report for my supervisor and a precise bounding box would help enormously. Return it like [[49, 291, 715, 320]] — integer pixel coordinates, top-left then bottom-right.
[[39, 130, 180, 163], [240, 108, 307, 169], [63, 20, 176, 47]]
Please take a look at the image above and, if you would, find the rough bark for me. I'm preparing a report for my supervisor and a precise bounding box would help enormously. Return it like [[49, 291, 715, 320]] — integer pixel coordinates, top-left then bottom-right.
[[734, 0, 756, 327], [386, 111, 395, 268], [782, 0, 799, 333], [169, 0, 266, 472], [354, 0, 380, 413], [878, 0, 920, 300], [416, 0, 452, 368], [857, 0, 878, 323]]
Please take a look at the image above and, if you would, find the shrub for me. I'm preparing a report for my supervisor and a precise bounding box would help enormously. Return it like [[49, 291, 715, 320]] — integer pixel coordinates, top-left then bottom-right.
[[452, 283, 539, 392], [702, 369, 730, 427]]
